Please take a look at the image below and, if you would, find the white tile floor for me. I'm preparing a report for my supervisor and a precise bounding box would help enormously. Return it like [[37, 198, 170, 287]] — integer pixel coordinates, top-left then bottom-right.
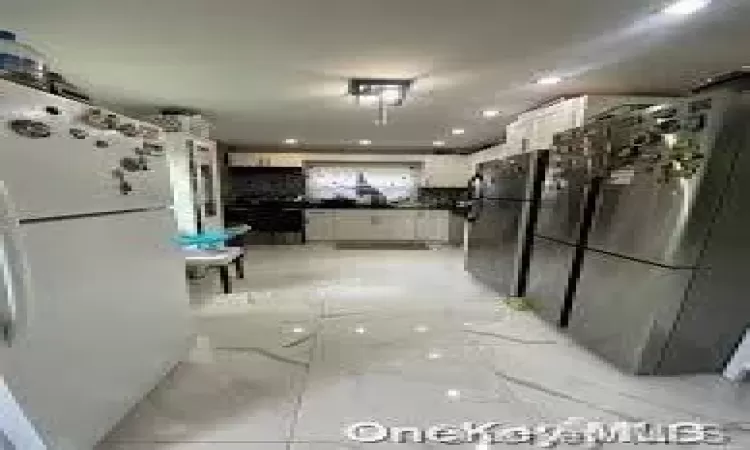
[[98, 245, 750, 449]]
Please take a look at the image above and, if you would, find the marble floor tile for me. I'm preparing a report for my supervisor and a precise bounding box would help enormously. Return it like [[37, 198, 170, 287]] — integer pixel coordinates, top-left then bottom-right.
[[288, 443, 360, 450], [104, 348, 306, 443], [97, 444, 286, 450], [106, 246, 749, 450], [293, 358, 537, 443]]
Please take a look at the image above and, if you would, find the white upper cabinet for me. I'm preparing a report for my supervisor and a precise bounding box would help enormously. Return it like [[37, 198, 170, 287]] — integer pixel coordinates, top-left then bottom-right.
[[421, 155, 471, 187], [506, 95, 677, 153], [165, 134, 222, 233], [229, 153, 303, 167]]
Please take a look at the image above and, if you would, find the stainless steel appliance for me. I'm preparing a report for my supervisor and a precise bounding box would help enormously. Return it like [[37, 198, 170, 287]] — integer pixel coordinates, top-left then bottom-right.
[[525, 143, 601, 325], [0, 79, 190, 449], [528, 81, 750, 375], [466, 152, 548, 297]]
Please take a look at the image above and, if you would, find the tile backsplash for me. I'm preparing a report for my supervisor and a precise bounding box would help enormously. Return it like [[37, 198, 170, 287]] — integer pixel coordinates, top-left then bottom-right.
[[227, 166, 305, 202], [418, 187, 468, 207]]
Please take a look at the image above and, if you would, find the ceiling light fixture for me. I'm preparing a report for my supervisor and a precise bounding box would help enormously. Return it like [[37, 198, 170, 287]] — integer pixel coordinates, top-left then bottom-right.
[[427, 351, 442, 360], [482, 109, 500, 118], [358, 139, 372, 146], [283, 138, 299, 145], [446, 389, 461, 399], [433, 140, 446, 147], [349, 78, 414, 126], [451, 128, 465, 135], [663, 0, 711, 15], [536, 76, 563, 85]]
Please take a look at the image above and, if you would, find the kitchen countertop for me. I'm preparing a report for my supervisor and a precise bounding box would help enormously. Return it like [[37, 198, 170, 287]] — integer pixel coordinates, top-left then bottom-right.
[[225, 200, 466, 212], [305, 204, 460, 211]]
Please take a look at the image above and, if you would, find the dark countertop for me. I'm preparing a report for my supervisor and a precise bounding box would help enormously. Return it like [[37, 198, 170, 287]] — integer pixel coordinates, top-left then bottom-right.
[[305, 204, 458, 211], [225, 200, 464, 212]]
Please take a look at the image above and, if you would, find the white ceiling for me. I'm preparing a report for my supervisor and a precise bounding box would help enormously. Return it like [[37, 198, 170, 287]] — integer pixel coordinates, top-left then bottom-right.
[[2, 0, 749, 151]]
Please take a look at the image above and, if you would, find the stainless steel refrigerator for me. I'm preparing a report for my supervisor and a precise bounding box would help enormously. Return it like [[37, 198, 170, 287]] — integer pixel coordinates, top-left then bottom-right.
[[569, 89, 750, 375], [466, 151, 548, 297], [527, 83, 750, 375], [525, 146, 601, 325]]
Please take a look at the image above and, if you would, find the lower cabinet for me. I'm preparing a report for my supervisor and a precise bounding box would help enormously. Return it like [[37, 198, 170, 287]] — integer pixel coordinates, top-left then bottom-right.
[[305, 209, 451, 242], [335, 210, 417, 241], [416, 210, 450, 242], [304, 210, 335, 241], [334, 210, 377, 240]]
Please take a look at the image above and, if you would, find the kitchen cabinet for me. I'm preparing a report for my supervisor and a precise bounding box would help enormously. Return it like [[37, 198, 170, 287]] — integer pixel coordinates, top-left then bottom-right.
[[268, 153, 304, 167], [333, 210, 375, 240], [304, 210, 335, 241], [507, 96, 678, 153], [416, 210, 450, 242], [421, 155, 470, 187], [376, 210, 418, 241], [305, 208, 456, 242], [165, 134, 222, 233], [334, 209, 417, 241], [229, 153, 303, 167]]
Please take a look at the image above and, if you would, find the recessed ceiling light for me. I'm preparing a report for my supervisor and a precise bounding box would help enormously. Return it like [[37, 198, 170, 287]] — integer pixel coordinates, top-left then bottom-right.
[[482, 109, 500, 118], [283, 138, 298, 145], [663, 0, 711, 15], [358, 139, 372, 146], [292, 327, 306, 334], [536, 76, 563, 85], [446, 389, 461, 399], [433, 140, 446, 147], [451, 128, 465, 135], [354, 326, 367, 334]]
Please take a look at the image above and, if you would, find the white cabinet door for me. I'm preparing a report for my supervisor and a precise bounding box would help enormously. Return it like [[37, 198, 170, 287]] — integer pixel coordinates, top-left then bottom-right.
[[422, 156, 470, 187], [269, 154, 303, 167], [426, 210, 450, 242], [416, 210, 450, 242], [333, 210, 372, 240], [193, 139, 223, 231], [415, 210, 430, 241], [378, 211, 416, 240], [431, 211, 450, 242], [305, 210, 334, 241]]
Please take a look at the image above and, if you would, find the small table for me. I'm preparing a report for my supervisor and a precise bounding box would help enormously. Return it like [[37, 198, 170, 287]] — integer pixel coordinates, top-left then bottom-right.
[[183, 247, 245, 294]]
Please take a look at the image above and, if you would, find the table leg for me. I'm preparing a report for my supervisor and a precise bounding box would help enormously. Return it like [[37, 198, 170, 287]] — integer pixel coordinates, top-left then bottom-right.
[[235, 255, 245, 279], [219, 266, 231, 294]]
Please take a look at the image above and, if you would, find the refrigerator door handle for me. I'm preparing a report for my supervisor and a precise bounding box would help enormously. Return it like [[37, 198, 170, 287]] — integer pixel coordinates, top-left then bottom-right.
[[0, 181, 31, 346]]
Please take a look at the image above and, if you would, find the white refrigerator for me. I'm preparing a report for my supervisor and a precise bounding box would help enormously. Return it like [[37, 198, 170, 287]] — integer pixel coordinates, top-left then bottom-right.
[[0, 80, 191, 449]]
